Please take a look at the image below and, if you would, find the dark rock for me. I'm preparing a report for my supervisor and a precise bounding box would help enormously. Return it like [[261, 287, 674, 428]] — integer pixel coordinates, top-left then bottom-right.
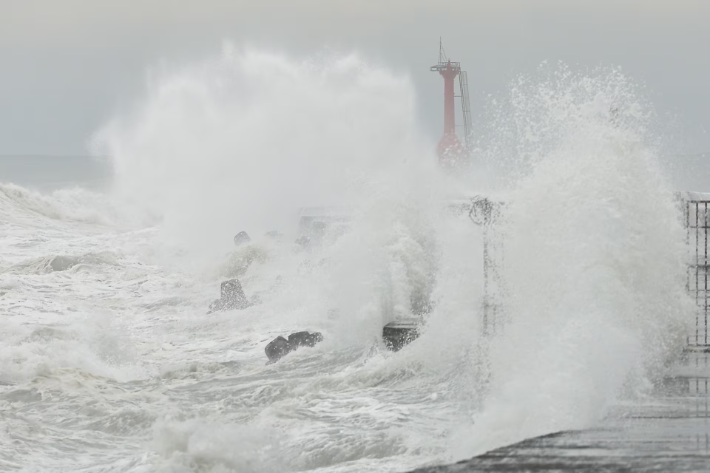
[[265, 230, 283, 239], [208, 279, 250, 313], [234, 231, 251, 247], [265, 336, 294, 363], [383, 321, 420, 351], [288, 331, 324, 348], [265, 331, 324, 363]]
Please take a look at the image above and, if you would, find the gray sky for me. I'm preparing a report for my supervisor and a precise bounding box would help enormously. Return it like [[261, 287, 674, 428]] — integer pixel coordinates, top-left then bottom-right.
[[2, 0, 709, 156]]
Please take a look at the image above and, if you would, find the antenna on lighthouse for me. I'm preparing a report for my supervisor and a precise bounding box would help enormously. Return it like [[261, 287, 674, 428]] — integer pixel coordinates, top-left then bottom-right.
[[438, 37, 448, 63]]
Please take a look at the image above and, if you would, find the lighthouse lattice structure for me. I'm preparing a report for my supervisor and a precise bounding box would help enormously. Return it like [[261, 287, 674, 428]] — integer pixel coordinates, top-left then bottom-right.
[[430, 39, 472, 165]]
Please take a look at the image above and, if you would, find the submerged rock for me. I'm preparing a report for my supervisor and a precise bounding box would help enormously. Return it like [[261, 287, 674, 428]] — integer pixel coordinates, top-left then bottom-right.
[[233, 231, 251, 247], [265, 336, 293, 363], [208, 279, 250, 313], [288, 331, 324, 348], [4, 252, 118, 275], [310, 221, 327, 240], [294, 235, 311, 249], [220, 246, 268, 278], [49, 255, 81, 272], [265, 331, 324, 363]]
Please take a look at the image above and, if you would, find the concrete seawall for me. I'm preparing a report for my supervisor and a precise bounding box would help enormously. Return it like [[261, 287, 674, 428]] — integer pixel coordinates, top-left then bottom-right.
[[412, 354, 710, 472]]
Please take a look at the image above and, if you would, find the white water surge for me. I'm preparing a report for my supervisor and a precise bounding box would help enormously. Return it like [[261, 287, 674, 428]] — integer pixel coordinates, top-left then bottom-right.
[[0, 49, 690, 472]]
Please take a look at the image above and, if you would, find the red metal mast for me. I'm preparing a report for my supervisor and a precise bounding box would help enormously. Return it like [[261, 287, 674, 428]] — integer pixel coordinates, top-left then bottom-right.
[[431, 39, 470, 166]]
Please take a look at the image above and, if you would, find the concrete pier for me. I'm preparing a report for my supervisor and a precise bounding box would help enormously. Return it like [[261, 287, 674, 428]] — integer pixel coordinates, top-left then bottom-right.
[[411, 354, 710, 472]]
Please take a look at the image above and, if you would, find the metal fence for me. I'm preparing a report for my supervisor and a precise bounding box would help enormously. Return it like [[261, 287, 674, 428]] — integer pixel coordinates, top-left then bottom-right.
[[686, 197, 710, 351]]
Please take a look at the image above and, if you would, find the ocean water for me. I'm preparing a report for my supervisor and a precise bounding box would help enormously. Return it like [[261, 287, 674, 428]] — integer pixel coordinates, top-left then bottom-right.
[[0, 156, 110, 192], [0, 48, 692, 472]]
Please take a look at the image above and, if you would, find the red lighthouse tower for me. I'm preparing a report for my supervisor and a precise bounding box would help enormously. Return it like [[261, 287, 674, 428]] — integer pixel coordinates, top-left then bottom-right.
[[431, 40, 472, 166]]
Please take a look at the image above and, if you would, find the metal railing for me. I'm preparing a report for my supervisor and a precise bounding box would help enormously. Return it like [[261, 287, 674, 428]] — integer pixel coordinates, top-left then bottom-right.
[[686, 198, 710, 351]]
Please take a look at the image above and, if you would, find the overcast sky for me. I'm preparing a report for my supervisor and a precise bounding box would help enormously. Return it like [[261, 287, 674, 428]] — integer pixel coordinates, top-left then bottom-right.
[[2, 0, 709, 156]]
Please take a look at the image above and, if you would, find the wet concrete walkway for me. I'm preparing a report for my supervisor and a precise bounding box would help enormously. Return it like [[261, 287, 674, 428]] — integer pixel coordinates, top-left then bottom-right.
[[413, 354, 710, 472]]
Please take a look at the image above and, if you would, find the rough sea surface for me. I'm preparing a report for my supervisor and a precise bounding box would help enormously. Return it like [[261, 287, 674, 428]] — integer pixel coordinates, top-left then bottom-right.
[[0, 180, 485, 473]]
